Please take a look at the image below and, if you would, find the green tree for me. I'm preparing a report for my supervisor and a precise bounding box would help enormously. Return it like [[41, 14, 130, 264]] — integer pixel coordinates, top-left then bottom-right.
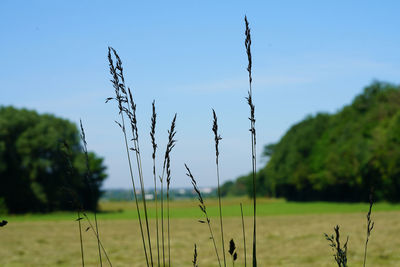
[[0, 106, 107, 213], [261, 82, 400, 201], [228, 81, 400, 202]]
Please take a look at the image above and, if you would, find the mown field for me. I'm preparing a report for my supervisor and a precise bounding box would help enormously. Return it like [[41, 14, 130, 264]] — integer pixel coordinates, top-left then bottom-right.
[[1, 197, 400, 266]]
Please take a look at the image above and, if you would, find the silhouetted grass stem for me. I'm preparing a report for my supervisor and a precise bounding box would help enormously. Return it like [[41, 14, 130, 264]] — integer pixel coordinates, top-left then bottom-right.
[[212, 109, 226, 267], [240, 203, 247, 267], [185, 164, 222, 267], [244, 15, 257, 267]]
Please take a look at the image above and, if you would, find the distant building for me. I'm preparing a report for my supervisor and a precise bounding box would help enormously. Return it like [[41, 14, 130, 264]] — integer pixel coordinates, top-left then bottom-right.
[[145, 194, 154, 200], [200, 187, 213, 194]]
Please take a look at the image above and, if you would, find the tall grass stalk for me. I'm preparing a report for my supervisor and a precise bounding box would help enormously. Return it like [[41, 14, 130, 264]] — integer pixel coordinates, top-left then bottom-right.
[[212, 109, 226, 267], [244, 16, 257, 267], [61, 141, 86, 267], [82, 212, 113, 267], [160, 166, 165, 267], [110, 47, 154, 266], [76, 212, 85, 267], [159, 114, 177, 267], [79, 120, 102, 267], [363, 192, 374, 267], [185, 164, 222, 267], [240, 203, 247, 267], [150, 101, 161, 267], [167, 161, 171, 267], [107, 47, 149, 267], [126, 86, 154, 266], [164, 115, 177, 267]]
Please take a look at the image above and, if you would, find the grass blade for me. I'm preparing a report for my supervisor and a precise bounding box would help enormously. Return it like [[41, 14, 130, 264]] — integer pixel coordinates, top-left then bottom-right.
[[126, 86, 154, 267], [192, 244, 198, 267], [159, 114, 177, 267], [79, 120, 102, 267], [150, 100, 161, 267], [212, 109, 226, 267], [185, 164, 222, 267], [240, 203, 247, 267], [83, 213, 113, 267], [77, 210, 85, 266], [107, 47, 149, 267], [324, 225, 348, 267], [363, 191, 374, 267], [244, 15, 257, 267]]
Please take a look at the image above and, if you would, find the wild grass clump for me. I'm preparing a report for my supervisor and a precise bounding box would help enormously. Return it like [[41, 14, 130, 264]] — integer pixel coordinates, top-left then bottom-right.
[[100, 15, 256, 267], [324, 192, 375, 267], [66, 15, 380, 267], [106, 47, 150, 266], [107, 45, 180, 267], [325, 225, 348, 267]]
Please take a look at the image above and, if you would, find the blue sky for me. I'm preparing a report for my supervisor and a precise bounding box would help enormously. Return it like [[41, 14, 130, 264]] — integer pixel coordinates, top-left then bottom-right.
[[1, 1, 400, 189]]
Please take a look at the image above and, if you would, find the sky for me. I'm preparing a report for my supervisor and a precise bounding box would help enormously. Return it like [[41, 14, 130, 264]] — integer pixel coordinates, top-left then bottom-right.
[[1, 1, 400, 189]]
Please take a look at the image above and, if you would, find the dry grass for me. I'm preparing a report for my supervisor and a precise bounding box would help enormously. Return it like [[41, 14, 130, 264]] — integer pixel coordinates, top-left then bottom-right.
[[1, 210, 400, 266]]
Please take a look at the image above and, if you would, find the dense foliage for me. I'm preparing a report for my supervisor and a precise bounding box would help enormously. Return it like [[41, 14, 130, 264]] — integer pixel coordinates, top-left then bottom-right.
[[225, 82, 400, 202], [0, 106, 107, 213]]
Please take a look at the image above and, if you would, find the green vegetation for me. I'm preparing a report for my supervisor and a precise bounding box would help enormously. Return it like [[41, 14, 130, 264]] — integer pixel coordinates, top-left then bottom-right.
[[1, 199, 400, 266], [5, 198, 400, 222], [2, 16, 398, 266], [0, 107, 107, 213], [224, 82, 400, 202]]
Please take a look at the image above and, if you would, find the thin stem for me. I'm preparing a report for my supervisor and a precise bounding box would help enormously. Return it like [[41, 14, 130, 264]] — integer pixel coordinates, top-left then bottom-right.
[[77, 211, 85, 267], [60, 142, 87, 267], [240, 203, 247, 267], [185, 164, 222, 267], [132, 136, 154, 267], [124, 73, 154, 266], [94, 213, 102, 267], [167, 190, 171, 267], [207, 219, 221, 267], [161, 177, 165, 267], [212, 109, 226, 267], [244, 16, 257, 267], [363, 192, 374, 267], [107, 47, 149, 266], [83, 213, 113, 267], [79, 120, 102, 267], [154, 159, 160, 267], [151, 101, 160, 267], [121, 114, 150, 267], [160, 115, 177, 267]]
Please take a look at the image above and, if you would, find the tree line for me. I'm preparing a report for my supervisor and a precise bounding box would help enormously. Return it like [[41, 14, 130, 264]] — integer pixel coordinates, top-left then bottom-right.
[[0, 107, 106, 213], [223, 81, 400, 202]]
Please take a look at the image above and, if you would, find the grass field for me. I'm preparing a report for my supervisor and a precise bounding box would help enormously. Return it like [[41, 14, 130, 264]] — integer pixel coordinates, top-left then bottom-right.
[[1, 197, 400, 266]]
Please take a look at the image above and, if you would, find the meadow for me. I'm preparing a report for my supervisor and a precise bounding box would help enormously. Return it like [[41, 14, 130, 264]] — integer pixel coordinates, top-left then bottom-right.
[[2, 15, 399, 267], [1, 197, 400, 266]]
